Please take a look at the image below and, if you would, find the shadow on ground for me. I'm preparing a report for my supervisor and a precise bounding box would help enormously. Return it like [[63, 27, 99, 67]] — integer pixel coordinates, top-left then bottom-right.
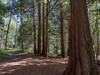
[[0, 54, 68, 75]]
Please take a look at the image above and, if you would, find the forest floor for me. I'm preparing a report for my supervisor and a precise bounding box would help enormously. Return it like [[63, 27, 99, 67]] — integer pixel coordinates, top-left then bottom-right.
[[0, 54, 100, 75], [0, 54, 68, 75]]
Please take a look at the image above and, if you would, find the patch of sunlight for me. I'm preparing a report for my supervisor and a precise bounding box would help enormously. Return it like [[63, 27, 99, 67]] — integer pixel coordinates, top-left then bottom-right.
[[36, 64, 41, 66], [0, 72, 7, 74], [0, 69, 16, 74], [3, 61, 28, 67], [98, 55, 100, 60], [40, 63, 48, 66]]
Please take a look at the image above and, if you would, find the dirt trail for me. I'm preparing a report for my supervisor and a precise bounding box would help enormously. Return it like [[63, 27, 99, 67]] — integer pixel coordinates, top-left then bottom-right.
[[0, 54, 100, 75], [0, 54, 68, 75]]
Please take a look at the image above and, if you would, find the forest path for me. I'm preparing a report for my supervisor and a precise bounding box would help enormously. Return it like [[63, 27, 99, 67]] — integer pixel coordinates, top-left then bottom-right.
[[0, 54, 68, 75]]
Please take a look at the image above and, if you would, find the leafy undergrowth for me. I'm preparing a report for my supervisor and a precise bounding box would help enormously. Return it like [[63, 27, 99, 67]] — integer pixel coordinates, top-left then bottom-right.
[[0, 50, 8, 59], [0, 48, 28, 59]]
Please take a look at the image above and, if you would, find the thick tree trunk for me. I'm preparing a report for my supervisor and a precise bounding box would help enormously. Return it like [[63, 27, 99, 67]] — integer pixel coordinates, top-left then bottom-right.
[[32, 0, 37, 54], [60, 1, 65, 58], [42, 2, 46, 56], [45, 0, 49, 57], [42, 1, 49, 57], [63, 0, 98, 75], [37, 1, 42, 55]]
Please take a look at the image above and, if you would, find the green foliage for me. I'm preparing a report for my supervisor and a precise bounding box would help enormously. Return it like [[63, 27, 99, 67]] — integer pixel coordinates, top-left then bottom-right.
[[0, 1, 7, 16], [0, 49, 8, 59], [0, 0, 100, 55], [42, 0, 48, 4], [17, 20, 34, 50], [0, 0, 6, 25]]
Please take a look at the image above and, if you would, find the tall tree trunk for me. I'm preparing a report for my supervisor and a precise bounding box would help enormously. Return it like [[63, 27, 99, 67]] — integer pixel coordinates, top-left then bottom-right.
[[42, 2, 46, 56], [32, 0, 37, 54], [42, 1, 49, 57], [4, 14, 11, 50], [45, 0, 49, 57], [63, 0, 98, 75], [60, 1, 65, 58], [37, 0, 42, 55]]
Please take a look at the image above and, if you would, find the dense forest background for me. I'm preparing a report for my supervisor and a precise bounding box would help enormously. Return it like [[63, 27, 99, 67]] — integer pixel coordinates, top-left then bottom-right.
[[0, 0, 69, 56], [0, 0, 100, 75], [0, 0, 100, 58]]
